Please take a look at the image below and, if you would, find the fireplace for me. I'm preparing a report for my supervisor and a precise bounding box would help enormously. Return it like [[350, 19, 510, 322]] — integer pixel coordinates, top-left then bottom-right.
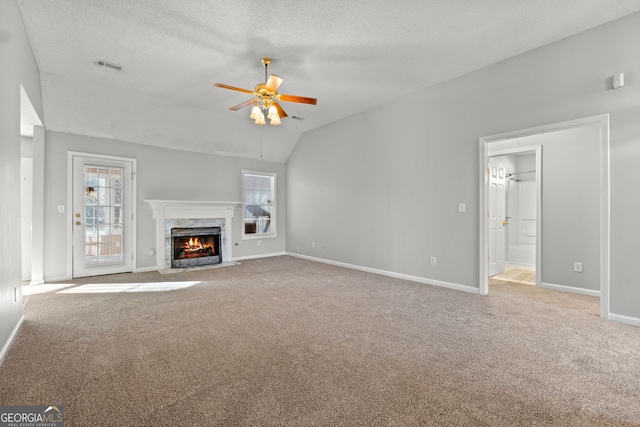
[[171, 227, 221, 268], [145, 200, 239, 271]]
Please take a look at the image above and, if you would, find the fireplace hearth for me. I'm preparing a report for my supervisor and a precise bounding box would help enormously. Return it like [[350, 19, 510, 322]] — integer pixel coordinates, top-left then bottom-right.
[[171, 227, 221, 268]]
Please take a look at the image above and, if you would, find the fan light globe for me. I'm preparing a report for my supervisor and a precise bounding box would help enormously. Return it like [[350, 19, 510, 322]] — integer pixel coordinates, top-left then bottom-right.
[[255, 112, 266, 125], [267, 105, 279, 120], [270, 117, 281, 125], [250, 106, 261, 120]]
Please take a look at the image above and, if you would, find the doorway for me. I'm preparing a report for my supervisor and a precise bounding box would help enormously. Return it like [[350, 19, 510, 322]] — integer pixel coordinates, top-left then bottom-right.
[[479, 115, 610, 319], [70, 153, 136, 278], [488, 148, 541, 286]]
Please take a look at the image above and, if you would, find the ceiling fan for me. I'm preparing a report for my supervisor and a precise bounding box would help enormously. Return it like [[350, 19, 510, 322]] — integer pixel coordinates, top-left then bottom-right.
[[214, 58, 317, 125]]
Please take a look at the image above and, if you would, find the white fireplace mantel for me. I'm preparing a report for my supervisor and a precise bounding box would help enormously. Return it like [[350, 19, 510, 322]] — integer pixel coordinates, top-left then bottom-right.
[[145, 200, 240, 219], [145, 200, 241, 269]]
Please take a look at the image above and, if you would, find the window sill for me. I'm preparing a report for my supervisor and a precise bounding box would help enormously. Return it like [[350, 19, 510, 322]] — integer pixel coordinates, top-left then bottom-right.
[[242, 233, 277, 240]]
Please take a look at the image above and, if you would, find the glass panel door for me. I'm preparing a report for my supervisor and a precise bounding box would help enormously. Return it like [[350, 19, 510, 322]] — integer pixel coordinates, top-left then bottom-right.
[[73, 155, 133, 278]]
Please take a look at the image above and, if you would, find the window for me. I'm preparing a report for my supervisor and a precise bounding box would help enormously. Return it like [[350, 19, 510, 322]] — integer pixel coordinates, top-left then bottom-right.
[[84, 166, 124, 263], [242, 171, 276, 239]]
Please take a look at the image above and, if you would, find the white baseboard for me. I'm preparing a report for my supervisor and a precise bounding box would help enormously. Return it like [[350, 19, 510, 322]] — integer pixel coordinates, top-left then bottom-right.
[[233, 252, 287, 261], [134, 266, 160, 273], [539, 282, 601, 297], [609, 313, 640, 328], [286, 252, 480, 294], [506, 262, 535, 269], [0, 315, 25, 367], [44, 274, 72, 283]]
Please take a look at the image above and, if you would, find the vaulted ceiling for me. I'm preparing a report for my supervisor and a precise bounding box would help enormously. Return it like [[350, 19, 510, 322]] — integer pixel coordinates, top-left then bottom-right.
[[16, 0, 640, 162]]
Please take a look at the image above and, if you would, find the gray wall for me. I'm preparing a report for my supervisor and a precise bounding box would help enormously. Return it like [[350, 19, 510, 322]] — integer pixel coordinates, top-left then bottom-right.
[[0, 1, 43, 358], [287, 12, 640, 319], [540, 126, 600, 291], [43, 131, 286, 280]]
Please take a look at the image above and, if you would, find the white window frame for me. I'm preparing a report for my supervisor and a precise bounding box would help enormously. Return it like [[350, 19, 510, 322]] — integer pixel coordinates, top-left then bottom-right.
[[242, 170, 276, 240]]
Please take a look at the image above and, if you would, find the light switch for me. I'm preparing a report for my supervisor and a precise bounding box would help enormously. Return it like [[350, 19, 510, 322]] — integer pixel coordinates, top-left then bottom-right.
[[458, 203, 466, 213], [57, 205, 65, 213]]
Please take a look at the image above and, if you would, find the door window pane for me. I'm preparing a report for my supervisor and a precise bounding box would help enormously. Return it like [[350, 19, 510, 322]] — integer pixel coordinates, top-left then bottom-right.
[[83, 166, 125, 265]]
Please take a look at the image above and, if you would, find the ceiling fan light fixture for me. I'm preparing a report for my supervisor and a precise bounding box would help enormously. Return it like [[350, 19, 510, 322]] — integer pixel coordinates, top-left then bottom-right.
[[267, 105, 279, 120], [254, 112, 266, 125], [214, 58, 317, 127], [250, 105, 261, 120]]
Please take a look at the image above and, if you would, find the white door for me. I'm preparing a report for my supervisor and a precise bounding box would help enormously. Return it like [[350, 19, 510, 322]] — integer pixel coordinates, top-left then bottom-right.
[[488, 158, 506, 277], [73, 156, 133, 278]]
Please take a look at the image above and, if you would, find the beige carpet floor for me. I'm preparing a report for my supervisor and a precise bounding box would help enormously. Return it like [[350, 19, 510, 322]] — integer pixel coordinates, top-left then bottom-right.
[[1, 256, 639, 426]]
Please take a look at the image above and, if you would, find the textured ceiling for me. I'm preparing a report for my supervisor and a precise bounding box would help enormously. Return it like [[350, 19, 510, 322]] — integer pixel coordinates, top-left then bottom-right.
[[16, 0, 640, 162]]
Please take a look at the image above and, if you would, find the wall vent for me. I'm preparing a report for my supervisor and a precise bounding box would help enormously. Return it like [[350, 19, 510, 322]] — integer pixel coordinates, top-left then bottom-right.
[[95, 59, 124, 72]]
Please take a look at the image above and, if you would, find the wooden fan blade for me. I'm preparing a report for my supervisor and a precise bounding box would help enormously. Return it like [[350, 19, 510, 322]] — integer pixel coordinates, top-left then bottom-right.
[[279, 94, 317, 105], [214, 83, 254, 94], [229, 99, 257, 111], [274, 102, 288, 119], [265, 74, 284, 92]]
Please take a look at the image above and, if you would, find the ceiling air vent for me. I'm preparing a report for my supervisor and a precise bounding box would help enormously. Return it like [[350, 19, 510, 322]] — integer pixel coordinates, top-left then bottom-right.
[[95, 59, 124, 72]]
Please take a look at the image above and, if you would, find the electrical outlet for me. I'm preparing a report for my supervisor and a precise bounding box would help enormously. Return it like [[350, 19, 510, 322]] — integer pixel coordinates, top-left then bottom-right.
[[324, 244, 328, 251], [574, 262, 583, 273], [311, 242, 315, 248], [296, 246, 300, 252], [257, 240, 261, 246], [147, 249, 154, 256], [430, 257, 437, 266]]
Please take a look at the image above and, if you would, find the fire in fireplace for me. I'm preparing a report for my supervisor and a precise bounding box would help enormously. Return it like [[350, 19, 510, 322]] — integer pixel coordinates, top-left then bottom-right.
[[177, 236, 213, 258], [171, 227, 221, 268]]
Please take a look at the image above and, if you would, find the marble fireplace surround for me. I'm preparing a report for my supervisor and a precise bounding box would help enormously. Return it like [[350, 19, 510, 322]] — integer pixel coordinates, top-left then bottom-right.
[[145, 200, 240, 270]]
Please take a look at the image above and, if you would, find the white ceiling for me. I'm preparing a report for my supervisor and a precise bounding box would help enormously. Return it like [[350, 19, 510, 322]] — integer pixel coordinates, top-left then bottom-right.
[[16, 0, 640, 162]]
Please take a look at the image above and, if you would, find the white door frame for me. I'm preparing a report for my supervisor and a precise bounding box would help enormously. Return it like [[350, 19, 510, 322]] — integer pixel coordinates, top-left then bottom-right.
[[66, 151, 137, 279], [488, 146, 542, 286], [479, 114, 610, 319]]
